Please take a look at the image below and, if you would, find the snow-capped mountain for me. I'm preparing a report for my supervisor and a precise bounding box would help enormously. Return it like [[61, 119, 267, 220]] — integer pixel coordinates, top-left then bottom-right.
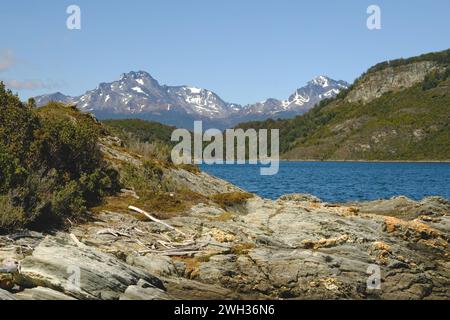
[[242, 76, 349, 118], [34, 72, 348, 129]]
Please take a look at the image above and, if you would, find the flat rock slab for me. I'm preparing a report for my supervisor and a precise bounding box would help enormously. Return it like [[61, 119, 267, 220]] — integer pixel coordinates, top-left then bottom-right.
[[0, 288, 17, 300], [15, 233, 164, 300], [15, 286, 76, 300]]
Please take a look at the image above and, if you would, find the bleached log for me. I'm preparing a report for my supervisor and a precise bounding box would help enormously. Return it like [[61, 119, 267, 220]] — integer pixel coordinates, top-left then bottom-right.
[[138, 249, 202, 256], [96, 228, 130, 238], [69, 233, 86, 248], [128, 205, 187, 237]]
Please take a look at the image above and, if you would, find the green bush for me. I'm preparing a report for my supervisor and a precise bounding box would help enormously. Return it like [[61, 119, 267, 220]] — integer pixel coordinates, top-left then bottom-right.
[[120, 160, 165, 196], [422, 68, 450, 90], [0, 195, 26, 232], [50, 181, 86, 222], [367, 49, 450, 74], [102, 119, 174, 162]]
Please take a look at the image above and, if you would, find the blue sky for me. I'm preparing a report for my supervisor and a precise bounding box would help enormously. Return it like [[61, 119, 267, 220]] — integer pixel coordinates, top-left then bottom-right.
[[0, 0, 449, 104]]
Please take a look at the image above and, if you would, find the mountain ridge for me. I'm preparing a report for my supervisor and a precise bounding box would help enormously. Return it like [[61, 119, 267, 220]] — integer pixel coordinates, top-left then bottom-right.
[[34, 72, 348, 129]]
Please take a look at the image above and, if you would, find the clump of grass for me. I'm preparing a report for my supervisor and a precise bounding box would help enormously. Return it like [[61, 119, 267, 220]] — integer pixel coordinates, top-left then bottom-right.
[[90, 194, 137, 215], [133, 190, 207, 219], [210, 192, 254, 209], [136, 193, 188, 217], [126, 137, 172, 163], [119, 160, 170, 195], [230, 243, 255, 255], [102, 119, 174, 163]]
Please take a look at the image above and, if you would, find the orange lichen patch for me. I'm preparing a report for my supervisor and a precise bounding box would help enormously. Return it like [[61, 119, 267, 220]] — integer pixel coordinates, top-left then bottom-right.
[[370, 241, 392, 264], [384, 216, 439, 237], [329, 205, 360, 217], [302, 235, 349, 250], [308, 202, 322, 209], [209, 228, 236, 243], [420, 238, 449, 251], [383, 216, 449, 250], [348, 207, 360, 214], [173, 257, 200, 279], [372, 241, 392, 252]]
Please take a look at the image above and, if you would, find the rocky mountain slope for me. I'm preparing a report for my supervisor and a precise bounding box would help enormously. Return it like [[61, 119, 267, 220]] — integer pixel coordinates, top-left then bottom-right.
[[34, 72, 348, 129], [1, 120, 449, 300], [236, 49, 450, 160]]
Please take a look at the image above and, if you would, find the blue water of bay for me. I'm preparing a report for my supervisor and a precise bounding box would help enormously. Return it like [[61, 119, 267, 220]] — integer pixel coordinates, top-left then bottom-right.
[[200, 161, 450, 202]]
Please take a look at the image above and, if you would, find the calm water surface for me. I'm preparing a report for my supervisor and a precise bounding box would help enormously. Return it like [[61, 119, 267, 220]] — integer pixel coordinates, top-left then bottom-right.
[[200, 161, 450, 202]]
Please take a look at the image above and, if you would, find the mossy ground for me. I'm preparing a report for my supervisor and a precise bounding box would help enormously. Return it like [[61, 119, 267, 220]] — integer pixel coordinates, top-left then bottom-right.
[[209, 192, 254, 209]]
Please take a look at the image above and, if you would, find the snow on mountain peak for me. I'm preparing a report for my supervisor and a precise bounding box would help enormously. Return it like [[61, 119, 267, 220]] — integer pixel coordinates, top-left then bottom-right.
[[186, 86, 202, 94], [34, 72, 349, 129], [131, 86, 146, 94], [311, 75, 330, 87]]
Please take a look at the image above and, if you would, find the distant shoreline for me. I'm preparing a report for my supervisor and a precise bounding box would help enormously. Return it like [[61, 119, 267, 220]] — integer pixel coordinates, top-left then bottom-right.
[[280, 159, 450, 163]]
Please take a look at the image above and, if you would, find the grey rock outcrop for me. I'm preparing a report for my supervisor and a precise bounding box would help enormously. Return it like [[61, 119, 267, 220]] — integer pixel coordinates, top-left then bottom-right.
[[278, 193, 322, 203], [120, 279, 171, 300], [346, 61, 439, 104], [1, 193, 448, 300], [0, 288, 17, 300], [14, 233, 165, 300], [350, 196, 450, 220]]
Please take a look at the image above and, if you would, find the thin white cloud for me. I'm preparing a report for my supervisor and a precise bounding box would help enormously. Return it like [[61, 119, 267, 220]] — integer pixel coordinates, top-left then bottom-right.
[[0, 49, 16, 72], [0, 49, 65, 91], [3, 79, 47, 90], [2, 78, 66, 91]]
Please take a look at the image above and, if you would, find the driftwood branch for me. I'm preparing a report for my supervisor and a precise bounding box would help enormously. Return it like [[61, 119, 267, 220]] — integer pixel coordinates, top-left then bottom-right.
[[96, 228, 131, 238], [69, 233, 86, 248], [128, 205, 187, 237], [138, 249, 202, 256]]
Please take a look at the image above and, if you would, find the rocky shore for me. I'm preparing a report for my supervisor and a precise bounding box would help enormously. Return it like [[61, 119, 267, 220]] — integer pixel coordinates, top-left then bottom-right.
[[1, 167, 449, 300], [1, 135, 449, 300]]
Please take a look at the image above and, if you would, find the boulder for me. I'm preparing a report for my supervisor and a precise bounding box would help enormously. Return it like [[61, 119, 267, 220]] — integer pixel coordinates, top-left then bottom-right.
[[278, 193, 322, 203], [350, 195, 450, 220], [126, 254, 177, 277], [120, 279, 171, 300]]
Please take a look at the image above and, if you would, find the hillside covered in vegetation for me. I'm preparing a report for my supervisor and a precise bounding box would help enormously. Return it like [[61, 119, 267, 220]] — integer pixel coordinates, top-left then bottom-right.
[[1, 78, 450, 300], [0, 85, 241, 233], [236, 49, 450, 161]]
